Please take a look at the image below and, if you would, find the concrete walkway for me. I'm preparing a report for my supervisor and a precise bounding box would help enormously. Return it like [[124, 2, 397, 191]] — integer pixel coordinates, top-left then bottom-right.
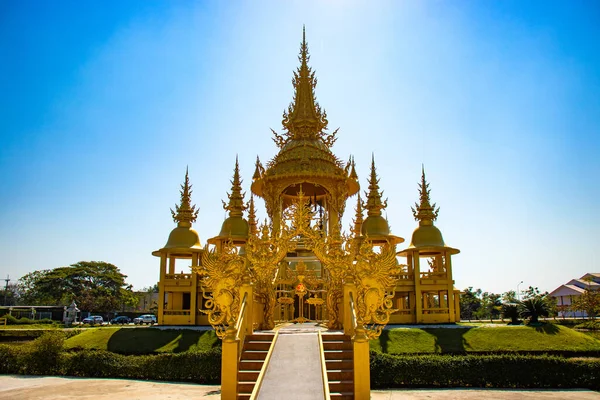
[[1, 376, 599, 399], [257, 325, 325, 400]]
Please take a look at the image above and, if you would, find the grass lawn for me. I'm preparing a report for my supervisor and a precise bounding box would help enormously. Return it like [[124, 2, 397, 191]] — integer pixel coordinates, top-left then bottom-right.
[[371, 324, 600, 354], [0, 324, 62, 330], [64, 327, 220, 354]]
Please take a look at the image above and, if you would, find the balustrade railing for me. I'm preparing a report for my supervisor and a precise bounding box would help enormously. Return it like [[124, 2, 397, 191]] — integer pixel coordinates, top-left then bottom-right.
[[164, 273, 192, 280]]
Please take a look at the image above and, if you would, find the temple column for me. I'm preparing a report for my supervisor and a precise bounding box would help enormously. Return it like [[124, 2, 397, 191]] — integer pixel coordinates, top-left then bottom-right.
[[446, 252, 455, 322], [190, 253, 199, 325], [414, 252, 422, 323], [158, 254, 167, 325]]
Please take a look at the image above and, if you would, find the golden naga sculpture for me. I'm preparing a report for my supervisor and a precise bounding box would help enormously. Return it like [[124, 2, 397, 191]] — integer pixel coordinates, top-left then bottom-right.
[[197, 241, 246, 338], [350, 239, 401, 339], [246, 222, 291, 330]]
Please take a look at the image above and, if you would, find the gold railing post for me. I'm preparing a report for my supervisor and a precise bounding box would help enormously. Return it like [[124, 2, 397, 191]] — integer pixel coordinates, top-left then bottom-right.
[[221, 325, 240, 399], [240, 282, 254, 336], [343, 282, 356, 337], [353, 327, 370, 400]]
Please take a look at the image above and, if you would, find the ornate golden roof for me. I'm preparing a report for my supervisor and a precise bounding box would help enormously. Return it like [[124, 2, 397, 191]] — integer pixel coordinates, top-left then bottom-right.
[[154, 168, 202, 256], [251, 28, 359, 200], [361, 155, 389, 237], [215, 157, 249, 241], [399, 167, 458, 255]]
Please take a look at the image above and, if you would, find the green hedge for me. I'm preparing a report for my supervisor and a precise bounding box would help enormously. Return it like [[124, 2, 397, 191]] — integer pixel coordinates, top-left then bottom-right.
[[2, 315, 57, 325], [370, 351, 600, 389], [0, 335, 221, 384]]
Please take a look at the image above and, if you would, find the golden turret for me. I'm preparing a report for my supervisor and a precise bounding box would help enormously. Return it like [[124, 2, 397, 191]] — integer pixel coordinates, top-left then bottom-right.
[[361, 155, 403, 244], [156, 167, 202, 253], [399, 166, 458, 255], [215, 156, 249, 241]]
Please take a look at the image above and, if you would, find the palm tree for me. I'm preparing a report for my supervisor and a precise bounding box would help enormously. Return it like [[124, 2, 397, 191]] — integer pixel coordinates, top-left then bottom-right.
[[502, 303, 520, 324], [518, 297, 549, 323]]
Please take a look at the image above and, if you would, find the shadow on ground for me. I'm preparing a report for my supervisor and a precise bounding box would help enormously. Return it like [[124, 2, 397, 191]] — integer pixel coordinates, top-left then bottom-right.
[[426, 328, 473, 353], [106, 329, 220, 354]]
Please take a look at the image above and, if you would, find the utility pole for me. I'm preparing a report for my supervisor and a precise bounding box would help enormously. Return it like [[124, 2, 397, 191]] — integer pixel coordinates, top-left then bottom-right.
[[3, 275, 10, 306]]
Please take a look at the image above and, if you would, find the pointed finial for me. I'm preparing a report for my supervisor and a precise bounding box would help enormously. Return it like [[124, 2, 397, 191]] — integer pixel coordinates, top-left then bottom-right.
[[253, 155, 264, 180], [222, 156, 247, 218], [362, 154, 388, 217], [411, 165, 440, 224], [303, 24, 306, 46], [248, 195, 258, 235], [171, 167, 199, 226], [352, 193, 364, 237], [272, 26, 337, 147], [349, 155, 358, 180]]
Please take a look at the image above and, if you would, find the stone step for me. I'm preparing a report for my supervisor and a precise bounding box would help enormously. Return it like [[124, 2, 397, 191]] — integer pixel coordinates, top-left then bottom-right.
[[240, 350, 269, 360], [326, 359, 353, 370], [244, 340, 272, 351], [239, 360, 264, 370], [327, 369, 354, 381], [245, 333, 275, 341], [324, 349, 353, 360], [238, 370, 259, 381], [329, 380, 354, 393], [330, 391, 354, 400], [322, 340, 352, 350], [237, 381, 255, 393]]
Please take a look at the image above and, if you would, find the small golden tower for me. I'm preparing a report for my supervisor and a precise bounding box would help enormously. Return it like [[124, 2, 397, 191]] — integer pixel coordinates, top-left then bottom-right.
[[152, 168, 203, 325], [396, 166, 460, 323], [208, 156, 249, 250], [361, 155, 404, 245]]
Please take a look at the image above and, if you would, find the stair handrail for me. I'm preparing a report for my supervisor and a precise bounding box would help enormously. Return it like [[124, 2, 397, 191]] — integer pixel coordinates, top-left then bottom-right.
[[236, 291, 249, 359], [349, 291, 358, 331], [249, 331, 280, 400], [318, 331, 331, 400]]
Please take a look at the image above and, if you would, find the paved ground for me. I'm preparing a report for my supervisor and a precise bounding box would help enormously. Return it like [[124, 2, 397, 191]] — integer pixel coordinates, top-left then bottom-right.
[[1, 376, 599, 399]]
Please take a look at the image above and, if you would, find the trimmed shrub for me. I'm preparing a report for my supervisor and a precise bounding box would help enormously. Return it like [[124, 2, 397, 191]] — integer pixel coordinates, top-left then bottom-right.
[[575, 321, 600, 330], [370, 351, 600, 390], [25, 331, 66, 374], [0, 344, 21, 374], [3, 315, 56, 325]]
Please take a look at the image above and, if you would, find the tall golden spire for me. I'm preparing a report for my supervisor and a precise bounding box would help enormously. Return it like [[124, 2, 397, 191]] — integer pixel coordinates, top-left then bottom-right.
[[272, 26, 337, 148], [223, 156, 247, 218], [352, 193, 364, 237], [411, 165, 440, 224], [248, 195, 258, 235], [253, 155, 264, 180], [349, 155, 358, 180], [171, 167, 199, 226], [363, 155, 388, 217]]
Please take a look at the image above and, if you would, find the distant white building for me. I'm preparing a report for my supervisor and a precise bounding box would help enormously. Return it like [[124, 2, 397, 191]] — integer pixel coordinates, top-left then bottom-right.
[[549, 273, 600, 318]]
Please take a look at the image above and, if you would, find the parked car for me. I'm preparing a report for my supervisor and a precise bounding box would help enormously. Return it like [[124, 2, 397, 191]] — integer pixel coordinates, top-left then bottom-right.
[[133, 314, 157, 325], [110, 316, 131, 325], [82, 315, 104, 325]]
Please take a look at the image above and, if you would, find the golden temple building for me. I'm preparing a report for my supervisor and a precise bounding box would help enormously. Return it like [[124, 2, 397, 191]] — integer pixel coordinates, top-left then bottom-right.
[[152, 28, 461, 399]]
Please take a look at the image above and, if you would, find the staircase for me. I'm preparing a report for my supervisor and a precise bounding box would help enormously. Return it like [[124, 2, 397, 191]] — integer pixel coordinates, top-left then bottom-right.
[[322, 333, 354, 399], [237, 333, 275, 400]]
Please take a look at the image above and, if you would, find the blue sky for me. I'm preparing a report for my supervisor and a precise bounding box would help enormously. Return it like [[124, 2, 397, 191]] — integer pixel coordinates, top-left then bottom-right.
[[1, 1, 598, 295]]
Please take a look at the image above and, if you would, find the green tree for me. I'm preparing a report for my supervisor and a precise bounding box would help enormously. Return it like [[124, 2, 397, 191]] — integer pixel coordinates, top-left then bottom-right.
[[571, 286, 600, 319], [460, 287, 482, 321], [478, 292, 502, 322], [17, 261, 136, 312], [518, 286, 550, 323], [502, 290, 518, 304]]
